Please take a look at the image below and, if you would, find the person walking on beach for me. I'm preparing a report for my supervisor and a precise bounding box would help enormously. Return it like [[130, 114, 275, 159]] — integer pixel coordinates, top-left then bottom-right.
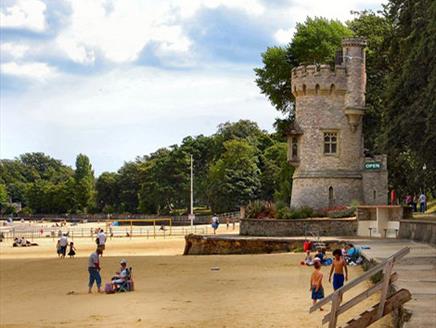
[[88, 248, 103, 293], [329, 249, 348, 290], [59, 234, 68, 258], [97, 229, 107, 254], [68, 242, 76, 258], [211, 214, 219, 235], [310, 260, 324, 311]]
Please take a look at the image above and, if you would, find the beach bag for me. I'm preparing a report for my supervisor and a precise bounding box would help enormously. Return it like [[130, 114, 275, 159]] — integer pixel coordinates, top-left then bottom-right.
[[105, 283, 114, 294], [95, 238, 99, 245]]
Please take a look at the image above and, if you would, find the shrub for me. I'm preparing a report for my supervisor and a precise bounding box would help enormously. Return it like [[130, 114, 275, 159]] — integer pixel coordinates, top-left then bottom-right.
[[277, 206, 315, 219], [327, 207, 356, 218], [246, 200, 276, 219]]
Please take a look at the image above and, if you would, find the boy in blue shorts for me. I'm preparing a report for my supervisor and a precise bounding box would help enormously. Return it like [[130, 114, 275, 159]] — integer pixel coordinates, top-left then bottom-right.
[[329, 249, 348, 290], [310, 260, 324, 310]]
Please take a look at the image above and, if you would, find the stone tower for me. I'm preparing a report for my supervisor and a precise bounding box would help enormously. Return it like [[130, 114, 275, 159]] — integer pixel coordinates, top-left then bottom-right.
[[287, 37, 387, 209]]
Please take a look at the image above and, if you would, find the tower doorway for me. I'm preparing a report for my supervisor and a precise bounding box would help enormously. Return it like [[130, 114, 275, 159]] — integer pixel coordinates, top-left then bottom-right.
[[328, 186, 334, 208]]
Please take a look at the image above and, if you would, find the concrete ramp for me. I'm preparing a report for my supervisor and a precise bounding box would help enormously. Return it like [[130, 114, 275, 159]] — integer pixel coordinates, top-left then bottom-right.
[[353, 239, 436, 327]]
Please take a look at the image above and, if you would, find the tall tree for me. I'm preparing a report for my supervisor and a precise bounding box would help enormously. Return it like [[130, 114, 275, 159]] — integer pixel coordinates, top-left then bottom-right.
[[207, 140, 261, 212], [95, 172, 119, 213], [74, 154, 95, 213], [381, 0, 436, 195]]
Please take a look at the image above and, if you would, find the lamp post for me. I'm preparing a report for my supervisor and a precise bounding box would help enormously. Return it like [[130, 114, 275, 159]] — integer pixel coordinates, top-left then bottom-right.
[[189, 154, 194, 228]]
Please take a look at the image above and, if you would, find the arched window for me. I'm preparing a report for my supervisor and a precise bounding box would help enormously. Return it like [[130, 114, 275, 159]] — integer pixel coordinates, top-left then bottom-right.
[[315, 84, 320, 95], [303, 84, 306, 95], [330, 84, 335, 95], [291, 137, 298, 160], [328, 186, 334, 208], [373, 190, 377, 201]]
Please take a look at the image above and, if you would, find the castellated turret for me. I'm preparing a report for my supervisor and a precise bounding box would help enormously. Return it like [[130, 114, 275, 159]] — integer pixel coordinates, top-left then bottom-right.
[[288, 37, 388, 209]]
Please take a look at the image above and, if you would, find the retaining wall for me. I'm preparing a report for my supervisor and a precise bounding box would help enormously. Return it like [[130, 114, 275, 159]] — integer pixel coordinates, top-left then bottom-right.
[[240, 218, 357, 237], [184, 234, 345, 255], [399, 220, 436, 245]]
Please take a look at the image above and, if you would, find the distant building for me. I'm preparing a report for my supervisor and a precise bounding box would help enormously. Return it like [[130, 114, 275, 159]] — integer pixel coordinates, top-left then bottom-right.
[[287, 37, 387, 209]]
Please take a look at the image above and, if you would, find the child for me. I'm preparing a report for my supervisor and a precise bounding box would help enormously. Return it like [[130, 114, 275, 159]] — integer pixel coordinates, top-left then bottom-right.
[[304, 250, 314, 266], [68, 242, 76, 258], [329, 249, 348, 290], [310, 260, 324, 310]]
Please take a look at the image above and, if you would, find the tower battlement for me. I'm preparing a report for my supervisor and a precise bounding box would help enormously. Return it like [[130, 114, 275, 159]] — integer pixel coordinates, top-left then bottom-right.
[[291, 64, 347, 96]]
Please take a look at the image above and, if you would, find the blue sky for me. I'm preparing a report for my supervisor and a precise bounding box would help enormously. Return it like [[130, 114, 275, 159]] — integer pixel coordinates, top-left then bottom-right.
[[0, 0, 385, 175]]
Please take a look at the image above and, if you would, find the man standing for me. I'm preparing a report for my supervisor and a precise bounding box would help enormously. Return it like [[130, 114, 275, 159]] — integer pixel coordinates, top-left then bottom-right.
[[97, 229, 107, 254], [419, 192, 427, 213], [59, 233, 68, 258], [88, 248, 103, 293]]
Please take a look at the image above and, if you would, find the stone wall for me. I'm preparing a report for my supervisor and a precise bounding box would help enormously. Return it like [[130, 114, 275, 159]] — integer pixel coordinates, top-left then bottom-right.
[[362, 155, 388, 205], [399, 220, 436, 245], [184, 234, 346, 255], [240, 218, 357, 237]]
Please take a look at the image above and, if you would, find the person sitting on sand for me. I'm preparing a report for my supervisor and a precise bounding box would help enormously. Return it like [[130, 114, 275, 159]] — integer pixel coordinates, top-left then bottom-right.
[[68, 242, 76, 258], [111, 259, 129, 290], [88, 248, 103, 293], [310, 260, 324, 311], [304, 250, 314, 266], [329, 249, 348, 290]]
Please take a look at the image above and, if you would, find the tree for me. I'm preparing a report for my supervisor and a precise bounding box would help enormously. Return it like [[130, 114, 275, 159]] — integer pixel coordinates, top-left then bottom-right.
[[259, 143, 294, 204], [74, 154, 95, 213], [255, 17, 352, 118], [0, 183, 8, 211], [207, 140, 261, 212], [381, 0, 436, 195], [96, 172, 119, 213]]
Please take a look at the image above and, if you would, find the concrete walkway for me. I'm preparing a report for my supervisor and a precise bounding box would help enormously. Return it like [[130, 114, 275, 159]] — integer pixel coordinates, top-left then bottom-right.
[[353, 239, 436, 328]]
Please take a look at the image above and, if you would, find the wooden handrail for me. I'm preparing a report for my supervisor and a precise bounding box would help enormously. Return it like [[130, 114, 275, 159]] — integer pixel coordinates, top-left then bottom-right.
[[322, 272, 398, 324], [310, 247, 409, 313]]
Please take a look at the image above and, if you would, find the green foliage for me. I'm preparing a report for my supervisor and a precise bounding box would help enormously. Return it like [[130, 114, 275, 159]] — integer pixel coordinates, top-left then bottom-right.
[[289, 17, 352, 65], [95, 172, 119, 213], [380, 0, 436, 196], [277, 206, 314, 220], [254, 17, 351, 119], [254, 46, 294, 114], [327, 208, 356, 218], [74, 154, 95, 213], [0, 183, 8, 211], [208, 139, 261, 212]]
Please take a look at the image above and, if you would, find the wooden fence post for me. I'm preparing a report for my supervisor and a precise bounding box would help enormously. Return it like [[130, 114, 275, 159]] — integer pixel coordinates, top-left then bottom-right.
[[377, 259, 394, 319]]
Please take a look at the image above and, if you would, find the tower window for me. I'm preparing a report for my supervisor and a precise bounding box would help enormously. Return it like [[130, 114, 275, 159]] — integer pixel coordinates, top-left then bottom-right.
[[324, 132, 338, 154], [291, 137, 298, 159], [303, 84, 306, 95], [315, 84, 320, 95]]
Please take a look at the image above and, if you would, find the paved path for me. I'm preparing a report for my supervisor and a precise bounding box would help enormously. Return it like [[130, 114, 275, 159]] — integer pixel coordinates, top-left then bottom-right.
[[353, 239, 436, 328]]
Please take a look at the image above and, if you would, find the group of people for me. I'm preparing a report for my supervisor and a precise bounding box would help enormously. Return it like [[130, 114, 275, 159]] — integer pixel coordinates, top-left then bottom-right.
[[12, 236, 38, 247], [303, 243, 362, 267], [56, 234, 76, 258], [87, 243, 132, 294], [404, 192, 427, 213]]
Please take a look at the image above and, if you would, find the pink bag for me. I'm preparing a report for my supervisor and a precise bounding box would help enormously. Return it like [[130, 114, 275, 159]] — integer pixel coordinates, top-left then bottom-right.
[[105, 283, 114, 294]]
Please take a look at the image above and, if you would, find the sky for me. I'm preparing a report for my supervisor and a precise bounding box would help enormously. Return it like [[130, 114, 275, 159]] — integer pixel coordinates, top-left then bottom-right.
[[0, 0, 385, 175]]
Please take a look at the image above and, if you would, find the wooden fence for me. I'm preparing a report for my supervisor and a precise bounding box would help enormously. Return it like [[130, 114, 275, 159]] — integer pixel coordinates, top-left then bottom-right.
[[310, 247, 412, 328]]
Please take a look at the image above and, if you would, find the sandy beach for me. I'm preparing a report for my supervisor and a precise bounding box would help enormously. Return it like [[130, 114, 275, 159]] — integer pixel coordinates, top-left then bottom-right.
[[0, 227, 391, 328]]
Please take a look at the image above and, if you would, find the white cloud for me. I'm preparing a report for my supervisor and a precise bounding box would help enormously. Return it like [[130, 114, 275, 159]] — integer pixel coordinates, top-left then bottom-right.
[[274, 28, 295, 44], [55, 0, 264, 64], [0, 42, 30, 58], [0, 0, 46, 31], [1, 62, 57, 80]]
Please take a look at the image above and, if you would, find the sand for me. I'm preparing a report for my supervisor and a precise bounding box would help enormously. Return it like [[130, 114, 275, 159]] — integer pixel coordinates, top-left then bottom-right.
[[0, 227, 391, 328]]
